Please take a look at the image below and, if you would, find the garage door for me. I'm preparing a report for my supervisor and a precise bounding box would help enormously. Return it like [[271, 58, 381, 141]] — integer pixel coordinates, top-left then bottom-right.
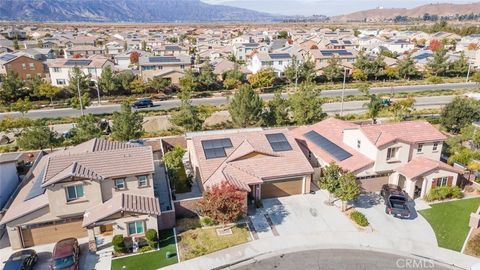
[[21, 219, 87, 247], [261, 179, 303, 199]]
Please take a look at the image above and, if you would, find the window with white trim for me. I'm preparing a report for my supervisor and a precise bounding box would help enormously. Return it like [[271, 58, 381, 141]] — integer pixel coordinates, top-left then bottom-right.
[[127, 220, 145, 235], [66, 185, 84, 201], [436, 177, 448, 187], [433, 142, 439, 152], [417, 143, 424, 153], [114, 179, 125, 190], [386, 147, 398, 161], [137, 175, 148, 187]]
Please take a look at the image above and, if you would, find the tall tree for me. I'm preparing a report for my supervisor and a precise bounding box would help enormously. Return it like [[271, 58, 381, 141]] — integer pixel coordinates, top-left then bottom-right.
[[70, 114, 103, 144], [16, 124, 56, 150], [284, 58, 316, 85], [363, 93, 383, 124], [98, 65, 117, 95], [319, 162, 342, 204], [129, 78, 146, 95], [335, 172, 361, 211], [111, 103, 144, 141], [264, 91, 290, 126], [37, 83, 61, 104], [67, 66, 90, 95], [129, 51, 140, 64], [389, 97, 415, 121], [179, 69, 199, 93], [289, 81, 325, 125], [198, 60, 217, 90], [0, 72, 25, 104], [10, 97, 32, 116], [427, 49, 449, 76], [148, 76, 171, 93], [440, 96, 480, 134], [450, 52, 469, 77], [322, 56, 343, 82], [197, 181, 247, 226], [397, 54, 420, 79], [228, 84, 264, 127]]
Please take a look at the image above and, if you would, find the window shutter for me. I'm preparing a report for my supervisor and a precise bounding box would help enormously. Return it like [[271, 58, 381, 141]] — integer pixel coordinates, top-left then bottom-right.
[[431, 178, 437, 189], [447, 176, 453, 186]]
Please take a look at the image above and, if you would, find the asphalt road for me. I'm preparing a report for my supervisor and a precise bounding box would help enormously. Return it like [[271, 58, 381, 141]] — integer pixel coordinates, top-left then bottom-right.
[[230, 249, 461, 270], [0, 82, 473, 119]]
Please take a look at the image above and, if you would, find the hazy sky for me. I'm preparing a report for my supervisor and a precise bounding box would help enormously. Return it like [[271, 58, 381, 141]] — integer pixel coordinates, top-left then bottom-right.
[[202, 0, 477, 16]]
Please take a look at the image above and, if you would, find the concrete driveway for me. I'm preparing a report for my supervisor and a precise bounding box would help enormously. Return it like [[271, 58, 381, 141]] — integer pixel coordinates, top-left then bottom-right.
[[352, 193, 437, 246], [249, 192, 357, 238]]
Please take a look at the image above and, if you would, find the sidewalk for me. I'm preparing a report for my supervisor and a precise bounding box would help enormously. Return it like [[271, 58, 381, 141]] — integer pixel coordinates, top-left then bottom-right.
[[162, 232, 480, 270]]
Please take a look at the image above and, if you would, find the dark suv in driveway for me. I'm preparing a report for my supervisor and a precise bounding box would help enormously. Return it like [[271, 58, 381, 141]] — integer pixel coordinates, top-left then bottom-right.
[[3, 249, 37, 270], [380, 184, 411, 218], [52, 238, 80, 270], [131, 98, 154, 109]]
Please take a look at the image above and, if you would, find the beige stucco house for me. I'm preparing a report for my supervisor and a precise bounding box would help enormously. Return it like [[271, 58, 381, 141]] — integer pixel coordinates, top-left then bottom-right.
[[1, 139, 166, 250], [291, 118, 463, 198], [138, 54, 192, 84]]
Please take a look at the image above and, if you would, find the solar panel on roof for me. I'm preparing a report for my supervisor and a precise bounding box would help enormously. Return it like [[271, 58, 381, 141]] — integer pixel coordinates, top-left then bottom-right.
[[24, 167, 46, 201], [330, 40, 339, 44], [343, 40, 352, 45], [269, 53, 291, 59], [266, 133, 292, 152], [304, 130, 352, 161], [64, 59, 92, 66], [0, 54, 17, 61], [148, 56, 181, 63], [202, 138, 233, 159]]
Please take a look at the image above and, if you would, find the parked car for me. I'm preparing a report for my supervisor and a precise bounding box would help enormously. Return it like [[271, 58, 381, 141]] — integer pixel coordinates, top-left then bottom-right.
[[380, 184, 411, 218], [3, 249, 37, 270], [52, 238, 80, 270], [131, 98, 153, 109]]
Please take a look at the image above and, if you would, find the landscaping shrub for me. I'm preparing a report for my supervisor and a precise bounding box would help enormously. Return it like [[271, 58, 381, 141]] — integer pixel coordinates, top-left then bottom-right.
[[200, 216, 215, 226], [138, 246, 153, 253], [424, 186, 464, 202], [467, 233, 480, 256], [427, 76, 444, 84], [112, 235, 126, 253], [350, 211, 369, 227], [145, 229, 158, 248]]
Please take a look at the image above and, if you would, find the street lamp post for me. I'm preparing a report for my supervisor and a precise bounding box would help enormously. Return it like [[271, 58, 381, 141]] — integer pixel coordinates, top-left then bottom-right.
[[340, 68, 347, 116], [94, 69, 102, 106], [466, 63, 472, 83], [77, 76, 84, 116], [294, 58, 299, 91]]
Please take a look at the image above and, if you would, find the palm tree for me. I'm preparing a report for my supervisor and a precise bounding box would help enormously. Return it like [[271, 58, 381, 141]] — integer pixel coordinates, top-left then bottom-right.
[[364, 94, 383, 124]]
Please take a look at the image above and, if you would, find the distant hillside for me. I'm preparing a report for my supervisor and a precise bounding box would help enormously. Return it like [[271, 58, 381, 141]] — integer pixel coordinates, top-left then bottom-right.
[[0, 0, 283, 22], [332, 2, 480, 22]]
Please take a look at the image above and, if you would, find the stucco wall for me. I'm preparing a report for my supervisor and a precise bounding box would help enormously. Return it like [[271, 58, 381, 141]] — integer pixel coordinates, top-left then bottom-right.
[[157, 211, 176, 230], [100, 174, 154, 202]]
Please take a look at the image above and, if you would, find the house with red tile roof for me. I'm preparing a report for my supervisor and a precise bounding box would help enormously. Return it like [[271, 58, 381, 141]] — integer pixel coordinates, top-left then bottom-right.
[[1, 138, 171, 250], [291, 118, 463, 198], [187, 128, 314, 202]]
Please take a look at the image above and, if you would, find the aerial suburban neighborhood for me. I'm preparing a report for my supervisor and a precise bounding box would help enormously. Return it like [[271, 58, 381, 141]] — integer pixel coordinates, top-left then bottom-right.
[[2, 0, 480, 270]]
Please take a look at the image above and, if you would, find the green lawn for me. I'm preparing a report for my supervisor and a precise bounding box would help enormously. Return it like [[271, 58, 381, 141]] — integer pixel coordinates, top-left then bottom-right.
[[178, 224, 250, 261], [419, 197, 480, 251], [111, 229, 178, 270]]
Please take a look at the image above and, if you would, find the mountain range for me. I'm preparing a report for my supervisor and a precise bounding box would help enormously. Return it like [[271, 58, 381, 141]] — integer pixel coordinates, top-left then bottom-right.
[[332, 2, 480, 22], [0, 0, 283, 22]]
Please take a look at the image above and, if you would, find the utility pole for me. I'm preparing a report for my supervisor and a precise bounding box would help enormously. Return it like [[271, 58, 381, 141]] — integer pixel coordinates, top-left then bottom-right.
[[340, 68, 347, 116], [77, 76, 84, 116], [294, 58, 299, 91], [94, 69, 101, 106], [466, 62, 472, 83]]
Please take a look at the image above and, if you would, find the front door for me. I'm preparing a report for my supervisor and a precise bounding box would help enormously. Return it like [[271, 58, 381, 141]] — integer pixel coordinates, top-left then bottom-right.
[[100, 224, 114, 235]]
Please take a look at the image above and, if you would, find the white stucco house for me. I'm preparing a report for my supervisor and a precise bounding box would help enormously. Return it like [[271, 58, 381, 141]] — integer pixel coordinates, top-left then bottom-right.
[[247, 52, 300, 76], [291, 118, 463, 199]]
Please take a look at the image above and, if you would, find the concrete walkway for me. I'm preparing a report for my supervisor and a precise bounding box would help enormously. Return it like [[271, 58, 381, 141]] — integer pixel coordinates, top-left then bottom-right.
[[163, 232, 480, 270]]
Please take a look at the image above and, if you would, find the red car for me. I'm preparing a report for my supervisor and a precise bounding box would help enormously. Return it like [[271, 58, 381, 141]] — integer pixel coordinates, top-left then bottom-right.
[[51, 238, 80, 270]]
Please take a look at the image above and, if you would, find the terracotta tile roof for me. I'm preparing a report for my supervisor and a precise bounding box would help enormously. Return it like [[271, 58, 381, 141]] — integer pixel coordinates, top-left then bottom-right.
[[41, 161, 104, 187], [359, 120, 447, 148], [82, 193, 161, 227], [191, 129, 314, 191], [290, 118, 374, 173], [397, 157, 463, 179]]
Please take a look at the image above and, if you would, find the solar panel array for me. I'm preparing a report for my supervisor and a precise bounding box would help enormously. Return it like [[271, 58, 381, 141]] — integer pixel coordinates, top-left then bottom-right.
[[330, 40, 339, 44], [165, 45, 181, 51], [64, 59, 92, 66], [266, 133, 292, 152], [24, 167, 46, 201], [269, 53, 291, 59], [303, 131, 352, 161], [0, 54, 17, 62], [320, 50, 353, 56], [343, 40, 352, 45], [149, 56, 181, 63], [202, 138, 233, 159]]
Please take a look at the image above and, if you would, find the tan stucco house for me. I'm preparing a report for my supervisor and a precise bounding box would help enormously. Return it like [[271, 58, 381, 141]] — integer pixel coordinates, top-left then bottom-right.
[[187, 128, 314, 201], [291, 118, 463, 198], [1, 139, 165, 250]]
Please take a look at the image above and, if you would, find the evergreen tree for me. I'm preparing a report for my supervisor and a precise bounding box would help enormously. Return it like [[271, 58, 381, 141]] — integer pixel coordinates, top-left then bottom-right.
[[228, 84, 264, 127], [427, 49, 449, 76], [111, 103, 144, 141], [98, 65, 117, 95], [16, 124, 56, 150], [322, 56, 343, 82], [289, 81, 325, 125], [70, 114, 103, 144], [397, 54, 420, 79], [264, 91, 289, 126]]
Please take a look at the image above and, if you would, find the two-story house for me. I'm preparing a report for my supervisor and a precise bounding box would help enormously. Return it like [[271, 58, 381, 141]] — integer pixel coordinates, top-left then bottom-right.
[[64, 45, 105, 59], [152, 45, 189, 56], [138, 55, 192, 84], [47, 56, 114, 86], [0, 53, 48, 80], [291, 118, 462, 199], [1, 139, 166, 250], [232, 43, 268, 61], [247, 52, 299, 76]]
